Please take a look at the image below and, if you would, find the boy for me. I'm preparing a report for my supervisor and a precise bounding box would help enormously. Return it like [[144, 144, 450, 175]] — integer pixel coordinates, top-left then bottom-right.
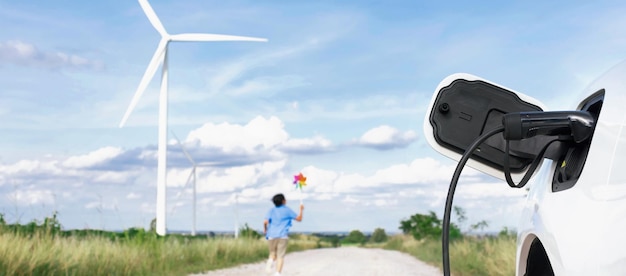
[[263, 194, 304, 276]]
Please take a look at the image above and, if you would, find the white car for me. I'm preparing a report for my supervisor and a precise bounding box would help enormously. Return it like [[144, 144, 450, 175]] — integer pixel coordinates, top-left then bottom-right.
[[423, 60, 626, 275]]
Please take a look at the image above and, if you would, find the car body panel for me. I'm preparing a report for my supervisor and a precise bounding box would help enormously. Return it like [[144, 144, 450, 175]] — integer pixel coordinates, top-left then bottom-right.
[[517, 60, 626, 275]]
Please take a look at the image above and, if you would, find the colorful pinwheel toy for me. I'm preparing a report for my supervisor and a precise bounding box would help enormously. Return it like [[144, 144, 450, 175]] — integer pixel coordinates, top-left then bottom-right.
[[293, 173, 307, 190]]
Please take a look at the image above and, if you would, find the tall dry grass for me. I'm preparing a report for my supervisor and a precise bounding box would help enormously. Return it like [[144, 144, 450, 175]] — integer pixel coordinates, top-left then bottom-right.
[[380, 234, 516, 276], [0, 231, 325, 275]]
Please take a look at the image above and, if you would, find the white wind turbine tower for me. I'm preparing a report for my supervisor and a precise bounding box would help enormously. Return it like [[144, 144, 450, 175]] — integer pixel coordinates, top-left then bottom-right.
[[234, 193, 239, 239], [119, 0, 267, 236], [171, 131, 220, 236]]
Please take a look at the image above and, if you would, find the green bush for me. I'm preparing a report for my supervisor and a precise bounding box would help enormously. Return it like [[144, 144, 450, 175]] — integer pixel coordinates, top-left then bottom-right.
[[239, 223, 262, 239], [498, 226, 516, 238], [314, 235, 340, 247], [1, 212, 62, 237], [399, 210, 464, 240], [342, 230, 367, 245], [370, 228, 388, 243]]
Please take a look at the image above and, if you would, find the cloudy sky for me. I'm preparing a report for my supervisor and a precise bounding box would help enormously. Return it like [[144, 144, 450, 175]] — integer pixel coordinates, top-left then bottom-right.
[[1, 0, 625, 234]]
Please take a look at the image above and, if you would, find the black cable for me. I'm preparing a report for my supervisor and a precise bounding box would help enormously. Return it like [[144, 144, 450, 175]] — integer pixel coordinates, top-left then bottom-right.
[[503, 138, 557, 188], [442, 126, 504, 276]]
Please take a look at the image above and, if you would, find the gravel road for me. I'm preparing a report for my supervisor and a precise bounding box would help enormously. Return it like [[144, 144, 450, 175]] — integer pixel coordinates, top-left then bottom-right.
[[191, 247, 442, 276]]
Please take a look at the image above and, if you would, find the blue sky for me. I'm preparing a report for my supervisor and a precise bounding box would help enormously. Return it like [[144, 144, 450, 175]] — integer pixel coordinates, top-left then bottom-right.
[[1, 0, 625, 234]]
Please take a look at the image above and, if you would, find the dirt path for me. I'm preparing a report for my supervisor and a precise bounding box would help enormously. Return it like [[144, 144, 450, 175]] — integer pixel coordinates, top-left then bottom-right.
[[191, 247, 442, 276]]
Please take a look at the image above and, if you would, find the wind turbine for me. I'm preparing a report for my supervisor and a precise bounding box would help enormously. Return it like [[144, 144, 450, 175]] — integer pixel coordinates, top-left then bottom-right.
[[171, 131, 220, 236], [234, 193, 240, 239], [119, 0, 267, 236]]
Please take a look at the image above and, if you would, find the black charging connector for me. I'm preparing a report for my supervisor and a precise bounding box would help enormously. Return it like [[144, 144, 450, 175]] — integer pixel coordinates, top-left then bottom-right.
[[502, 111, 595, 143], [501, 111, 595, 188]]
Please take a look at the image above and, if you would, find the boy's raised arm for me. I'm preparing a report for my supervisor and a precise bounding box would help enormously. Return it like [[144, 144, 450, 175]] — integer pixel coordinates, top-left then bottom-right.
[[295, 204, 304, 222]]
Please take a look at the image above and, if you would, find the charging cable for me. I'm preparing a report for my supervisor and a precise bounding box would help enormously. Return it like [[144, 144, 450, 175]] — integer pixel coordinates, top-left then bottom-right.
[[442, 126, 504, 276]]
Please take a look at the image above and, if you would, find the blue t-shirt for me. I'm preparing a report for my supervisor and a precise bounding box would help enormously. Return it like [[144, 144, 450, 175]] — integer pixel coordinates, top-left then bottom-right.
[[265, 205, 297, 239]]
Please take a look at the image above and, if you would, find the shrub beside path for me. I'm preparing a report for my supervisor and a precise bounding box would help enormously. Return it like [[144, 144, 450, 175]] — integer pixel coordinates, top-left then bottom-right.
[[191, 247, 441, 276]]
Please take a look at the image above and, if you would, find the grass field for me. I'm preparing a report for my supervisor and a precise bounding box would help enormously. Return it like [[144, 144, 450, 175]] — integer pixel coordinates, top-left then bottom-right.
[[379, 234, 517, 276], [0, 213, 516, 275], [0, 226, 327, 276]]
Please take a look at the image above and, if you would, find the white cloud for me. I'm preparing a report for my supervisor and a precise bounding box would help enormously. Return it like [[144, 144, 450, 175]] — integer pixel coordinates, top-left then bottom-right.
[[457, 182, 527, 200], [282, 135, 334, 154], [196, 160, 287, 193], [93, 171, 133, 184], [0, 40, 104, 70], [0, 138, 521, 232], [299, 166, 338, 194], [239, 189, 257, 198], [7, 189, 54, 206], [175, 115, 340, 165], [356, 125, 417, 150], [370, 157, 476, 185], [0, 113, 494, 230], [257, 158, 461, 197], [246, 158, 488, 205], [62, 147, 123, 169], [0, 159, 63, 176], [187, 116, 288, 154], [166, 168, 195, 188], [333, 172, 371, 193]]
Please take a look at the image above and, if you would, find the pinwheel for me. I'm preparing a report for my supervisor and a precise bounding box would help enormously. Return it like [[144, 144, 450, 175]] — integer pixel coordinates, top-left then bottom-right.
[[293, 173, 307, 189], [293, 173, 307, 204]]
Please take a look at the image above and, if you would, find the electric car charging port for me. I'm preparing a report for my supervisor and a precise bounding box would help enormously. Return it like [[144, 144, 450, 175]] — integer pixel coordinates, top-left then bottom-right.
[[552, 90, 604, 192]]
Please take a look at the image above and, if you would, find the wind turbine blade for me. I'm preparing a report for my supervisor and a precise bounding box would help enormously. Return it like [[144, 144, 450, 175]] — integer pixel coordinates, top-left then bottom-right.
[[184, 168, 195, 190], [170, 33, 267, 42], [119, 40, 168, 128], [171, 131, 196, 165], [138, 0, 167, 35]]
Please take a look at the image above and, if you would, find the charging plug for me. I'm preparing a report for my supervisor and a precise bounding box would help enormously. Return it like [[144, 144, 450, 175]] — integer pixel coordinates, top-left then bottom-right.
[[502, 111, 595, 143]]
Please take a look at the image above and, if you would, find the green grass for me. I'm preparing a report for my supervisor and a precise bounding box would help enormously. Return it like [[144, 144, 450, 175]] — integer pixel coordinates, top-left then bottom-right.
[[377, 234, 516, 276], [0, 229, 328, 276], [0, 214, 515, 275]]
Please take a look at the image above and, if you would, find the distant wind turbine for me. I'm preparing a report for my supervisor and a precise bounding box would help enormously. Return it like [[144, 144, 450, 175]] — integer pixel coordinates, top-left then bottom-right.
[[234, 193, 240, 239], [118, 0, 267, 236], [171, 131, 221, 236]]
